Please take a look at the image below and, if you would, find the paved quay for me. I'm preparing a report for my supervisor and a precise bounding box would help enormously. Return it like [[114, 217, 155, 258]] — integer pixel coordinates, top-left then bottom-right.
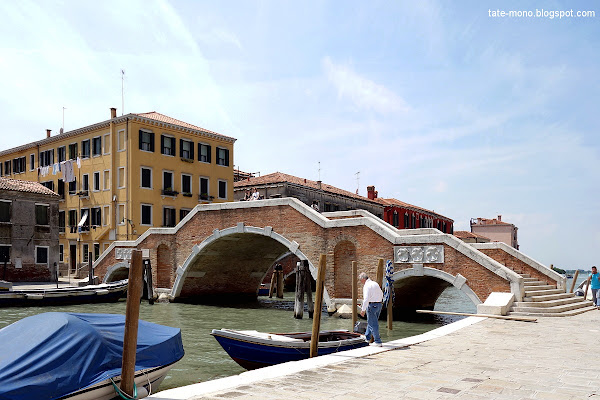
[[152, 310, 600, 400]]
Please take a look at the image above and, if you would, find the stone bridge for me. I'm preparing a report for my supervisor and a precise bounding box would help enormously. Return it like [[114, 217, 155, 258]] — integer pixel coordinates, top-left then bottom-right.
[[93, 198, 564, 312]]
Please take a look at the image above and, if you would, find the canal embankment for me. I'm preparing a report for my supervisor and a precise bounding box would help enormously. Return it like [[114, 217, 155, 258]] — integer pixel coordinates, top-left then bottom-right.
[[151, 310, 600, 400]]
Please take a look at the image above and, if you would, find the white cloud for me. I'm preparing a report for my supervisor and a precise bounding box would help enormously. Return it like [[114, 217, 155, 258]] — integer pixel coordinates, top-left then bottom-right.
[[322, 57, 410, 115]]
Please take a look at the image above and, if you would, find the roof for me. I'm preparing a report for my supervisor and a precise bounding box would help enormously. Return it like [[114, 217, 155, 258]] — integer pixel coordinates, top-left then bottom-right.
[[0, 177, 59, 197], [454, 231, 490, 240], [0, 110, 234, 157], [471, 218, 513, 226], [375, 197, 453, 222], [233, 172, 381, 205]]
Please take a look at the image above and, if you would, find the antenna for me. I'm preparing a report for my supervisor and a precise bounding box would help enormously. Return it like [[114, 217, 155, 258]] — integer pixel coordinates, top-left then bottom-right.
[[318, 161, 321, 181], [121, 69, 125, 116], [355, 171, 360, 195]]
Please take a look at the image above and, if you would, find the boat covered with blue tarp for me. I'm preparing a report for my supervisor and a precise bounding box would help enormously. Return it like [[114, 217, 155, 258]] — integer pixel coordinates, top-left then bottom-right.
[[0, 312, 184, 400]]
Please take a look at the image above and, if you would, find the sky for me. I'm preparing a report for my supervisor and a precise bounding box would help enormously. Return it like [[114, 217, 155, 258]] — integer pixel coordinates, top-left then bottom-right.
[[0, 1, 598, 270]]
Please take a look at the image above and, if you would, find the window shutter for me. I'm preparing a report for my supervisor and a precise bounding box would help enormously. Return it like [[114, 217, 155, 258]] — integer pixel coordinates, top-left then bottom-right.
[[139, 131, 143, 150], [207, 145, 212, 163], [180, 139, 184, 158], [225, 149, 229, 166], [190, 141, 194, 160], [150, 133, 155, 152], [161, 135, 165, 154]]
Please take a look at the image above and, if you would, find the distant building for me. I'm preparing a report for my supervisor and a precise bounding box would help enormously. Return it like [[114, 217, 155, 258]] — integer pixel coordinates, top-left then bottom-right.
[[470, 215, 518, 249], [0, 177, 60, 281], [454, 231, 491, 244], [233, 172, 384, 218], [366, 186, 454, 233]]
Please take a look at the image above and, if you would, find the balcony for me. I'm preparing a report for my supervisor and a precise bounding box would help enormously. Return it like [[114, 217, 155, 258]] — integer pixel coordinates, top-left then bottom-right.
[[182, 192, 193, 197], [161, 188, 179, 197], [198, 194, 214, 201]]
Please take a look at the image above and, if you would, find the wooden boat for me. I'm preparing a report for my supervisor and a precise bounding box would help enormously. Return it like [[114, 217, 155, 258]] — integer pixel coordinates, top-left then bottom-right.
[[0, 312, 184, 400], [0, 279, 128, 307], [211, 329, 367, 370]]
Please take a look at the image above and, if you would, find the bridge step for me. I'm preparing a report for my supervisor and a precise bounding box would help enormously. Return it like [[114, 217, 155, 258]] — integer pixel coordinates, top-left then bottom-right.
[[514, 297, 585, 308], [522, 277, 541, 283], [524, 292, 577, 302], [522, 280, 548, 286], [511, 300, 593, 314], [509, 305, 597, 318], [524, 284, 556, 291], [523, 288, 563, 296]]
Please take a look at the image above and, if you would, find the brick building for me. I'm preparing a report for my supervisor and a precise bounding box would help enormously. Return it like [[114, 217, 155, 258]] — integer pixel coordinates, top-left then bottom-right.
[[0, 178, 60, 281], [366, 186, 454, 233], [470, 215, 519, 249], [454, 230, 491, 244]]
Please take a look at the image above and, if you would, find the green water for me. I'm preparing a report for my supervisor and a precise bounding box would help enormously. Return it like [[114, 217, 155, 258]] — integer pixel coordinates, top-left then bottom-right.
[[0, 287, 476, 392]]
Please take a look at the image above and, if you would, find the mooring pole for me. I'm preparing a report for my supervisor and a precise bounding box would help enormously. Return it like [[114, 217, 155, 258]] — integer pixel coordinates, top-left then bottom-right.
[[54, 262, 59, 289], [583, 275, 591, 301], [268, 268, 277, 298], [120, 250, 144, 397], [305, 261, 314, 318], [144, 259, 154, 305], [387, 291, 393, 330], [352, 261, 358, 330], [276, 266, 284, 299], [88, 252, 93, 285], [294, 262, 305, 319], [569, 270, 579, 293], [310, 254, 327, 358], [376, 258, 384, 288]]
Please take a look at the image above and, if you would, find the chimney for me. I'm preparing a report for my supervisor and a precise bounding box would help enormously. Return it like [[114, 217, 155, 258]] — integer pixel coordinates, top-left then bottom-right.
[[46, 129, 51, 138], [317, 181, 322, 190], [110, 107, 117, 119], [367, 185, 377, 200], [498, 215, 502, 221]]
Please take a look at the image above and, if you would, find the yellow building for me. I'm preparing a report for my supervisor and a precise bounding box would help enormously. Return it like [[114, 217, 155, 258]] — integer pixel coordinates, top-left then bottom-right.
[[0, 108, 236, 276]]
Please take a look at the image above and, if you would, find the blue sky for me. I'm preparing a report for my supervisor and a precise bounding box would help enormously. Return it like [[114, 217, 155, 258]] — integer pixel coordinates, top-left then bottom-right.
[[0, 1, 598, 270]]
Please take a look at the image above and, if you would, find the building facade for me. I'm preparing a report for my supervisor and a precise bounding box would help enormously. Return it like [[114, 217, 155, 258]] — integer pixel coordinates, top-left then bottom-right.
[[0, 108, 235, 276], [233, 172, 384, 217], [367, 186, 454, 233], [454, 230, 491, 244], [0, 178, 60, 281], [470, 215, 519, 249]]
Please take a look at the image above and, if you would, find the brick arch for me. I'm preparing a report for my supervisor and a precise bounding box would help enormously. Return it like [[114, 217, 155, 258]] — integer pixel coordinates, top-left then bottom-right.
[[170, 224, 332, 305], [156, 244, 173, 288], [391, 266, 481, 313], [333, 240, 357, 298], [103, 261, 130, 283]]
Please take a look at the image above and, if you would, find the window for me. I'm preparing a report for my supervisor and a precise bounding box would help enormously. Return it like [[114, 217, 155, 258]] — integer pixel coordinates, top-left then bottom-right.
[[82, 174, 89, 192], [82, 244, 89, 263], [94, 243, 100, 261], [81, 139, 90, 158], [0, 201, 10, 222], [118, 167, 125, 188], [103, 133, 111, 154], [0, 245, 10, 263], [59, 210, 65, 233], [91, 207, 101, 226], [117, 204, 125, 225], [29, 154, 35, 171], [58, 146, 66, 163], [69, 143, 78, 160], [35, 204, 49, 225], [180, 139, 194, 160], [3, 160, 10, 176], [92, 136, 102, 156], [199, 177, 209, 200], [39, 150, 54, 167], [59, 245, 64, 262], [139, 130, 154, 152], [12, 157, 25, 174], [198, 143, 211, 163], [41, 181, 54, 191], [180, 208, 191, 221], [181, 174, 192, 195], [161, 135, 175, 156], [218, 180, 227, 199], [117, 130, 126, 151], [103, 170, 110, 190], [163, 171, 174, 191], [68, 179, 77, 195], [141, 167, 152, 189], [35, 246, 49, 265], [393, 211, 399, 228], [216, 147, 229, 166], [93, 172, 100, 191], [80, 208, 90, 231], [163, 207, 176, 227], [68, 210, 78, 228], [57, 179, 65, 199], [141, 204, 152, 225], [102, 205, 110, 226], [0, 162, 2, 176]]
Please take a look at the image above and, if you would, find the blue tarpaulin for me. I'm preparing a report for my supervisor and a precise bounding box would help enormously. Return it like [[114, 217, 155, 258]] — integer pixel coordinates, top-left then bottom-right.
[[0, 312, 184, 400]]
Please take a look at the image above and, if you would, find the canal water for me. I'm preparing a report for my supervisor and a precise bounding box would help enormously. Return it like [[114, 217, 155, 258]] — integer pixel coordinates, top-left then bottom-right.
[[0, 274, 588, 392]]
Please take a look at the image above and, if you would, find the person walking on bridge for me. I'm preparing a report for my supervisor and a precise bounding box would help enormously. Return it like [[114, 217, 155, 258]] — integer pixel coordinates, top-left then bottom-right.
[[589, 266, 600, 309], [359, 272, 383, 346]]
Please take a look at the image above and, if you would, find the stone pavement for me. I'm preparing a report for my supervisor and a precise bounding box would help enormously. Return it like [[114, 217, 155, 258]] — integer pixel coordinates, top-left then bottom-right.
[[152, 310, 600, 400]]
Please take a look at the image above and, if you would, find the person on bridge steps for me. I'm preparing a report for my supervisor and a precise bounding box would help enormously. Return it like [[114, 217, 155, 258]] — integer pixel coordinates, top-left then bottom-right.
[[359, 272, 383, 346], [589, 266, 600, 309]]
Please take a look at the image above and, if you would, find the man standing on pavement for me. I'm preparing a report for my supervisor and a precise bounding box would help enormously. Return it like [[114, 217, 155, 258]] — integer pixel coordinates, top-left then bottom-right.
[[359, 272, 383, 346], [589, 266, 600, 309]]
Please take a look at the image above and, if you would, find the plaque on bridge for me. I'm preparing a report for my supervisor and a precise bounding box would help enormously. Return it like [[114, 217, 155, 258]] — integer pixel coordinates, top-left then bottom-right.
[[394, 245, 444, 264]]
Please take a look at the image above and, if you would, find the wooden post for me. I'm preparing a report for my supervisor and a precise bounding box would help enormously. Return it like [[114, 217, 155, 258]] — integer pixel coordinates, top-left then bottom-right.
[[276, 269, 284, 299], [387, 291, 393, 330], [305, 262, 314, 318], [376, 258, 384, 288], [268, 270, 276, 298], [583, 275, 591, 300], [310, 254, 327, 358], [54, 262, 59, 289], [88, 252, 94, 285], [352, 261, 357, 330], [120, 250, 144, 398], [294, 262, 305, 319], [569, 270, 580, 293], [144, 260, 154, 305]]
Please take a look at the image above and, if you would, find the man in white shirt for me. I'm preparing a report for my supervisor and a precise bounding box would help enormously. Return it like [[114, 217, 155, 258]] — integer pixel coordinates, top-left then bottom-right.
[[359, 272, 383, 346]]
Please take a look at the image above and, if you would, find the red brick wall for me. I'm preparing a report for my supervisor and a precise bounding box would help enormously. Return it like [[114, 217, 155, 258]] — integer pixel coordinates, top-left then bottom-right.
[[478, 248, 556, 285]]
